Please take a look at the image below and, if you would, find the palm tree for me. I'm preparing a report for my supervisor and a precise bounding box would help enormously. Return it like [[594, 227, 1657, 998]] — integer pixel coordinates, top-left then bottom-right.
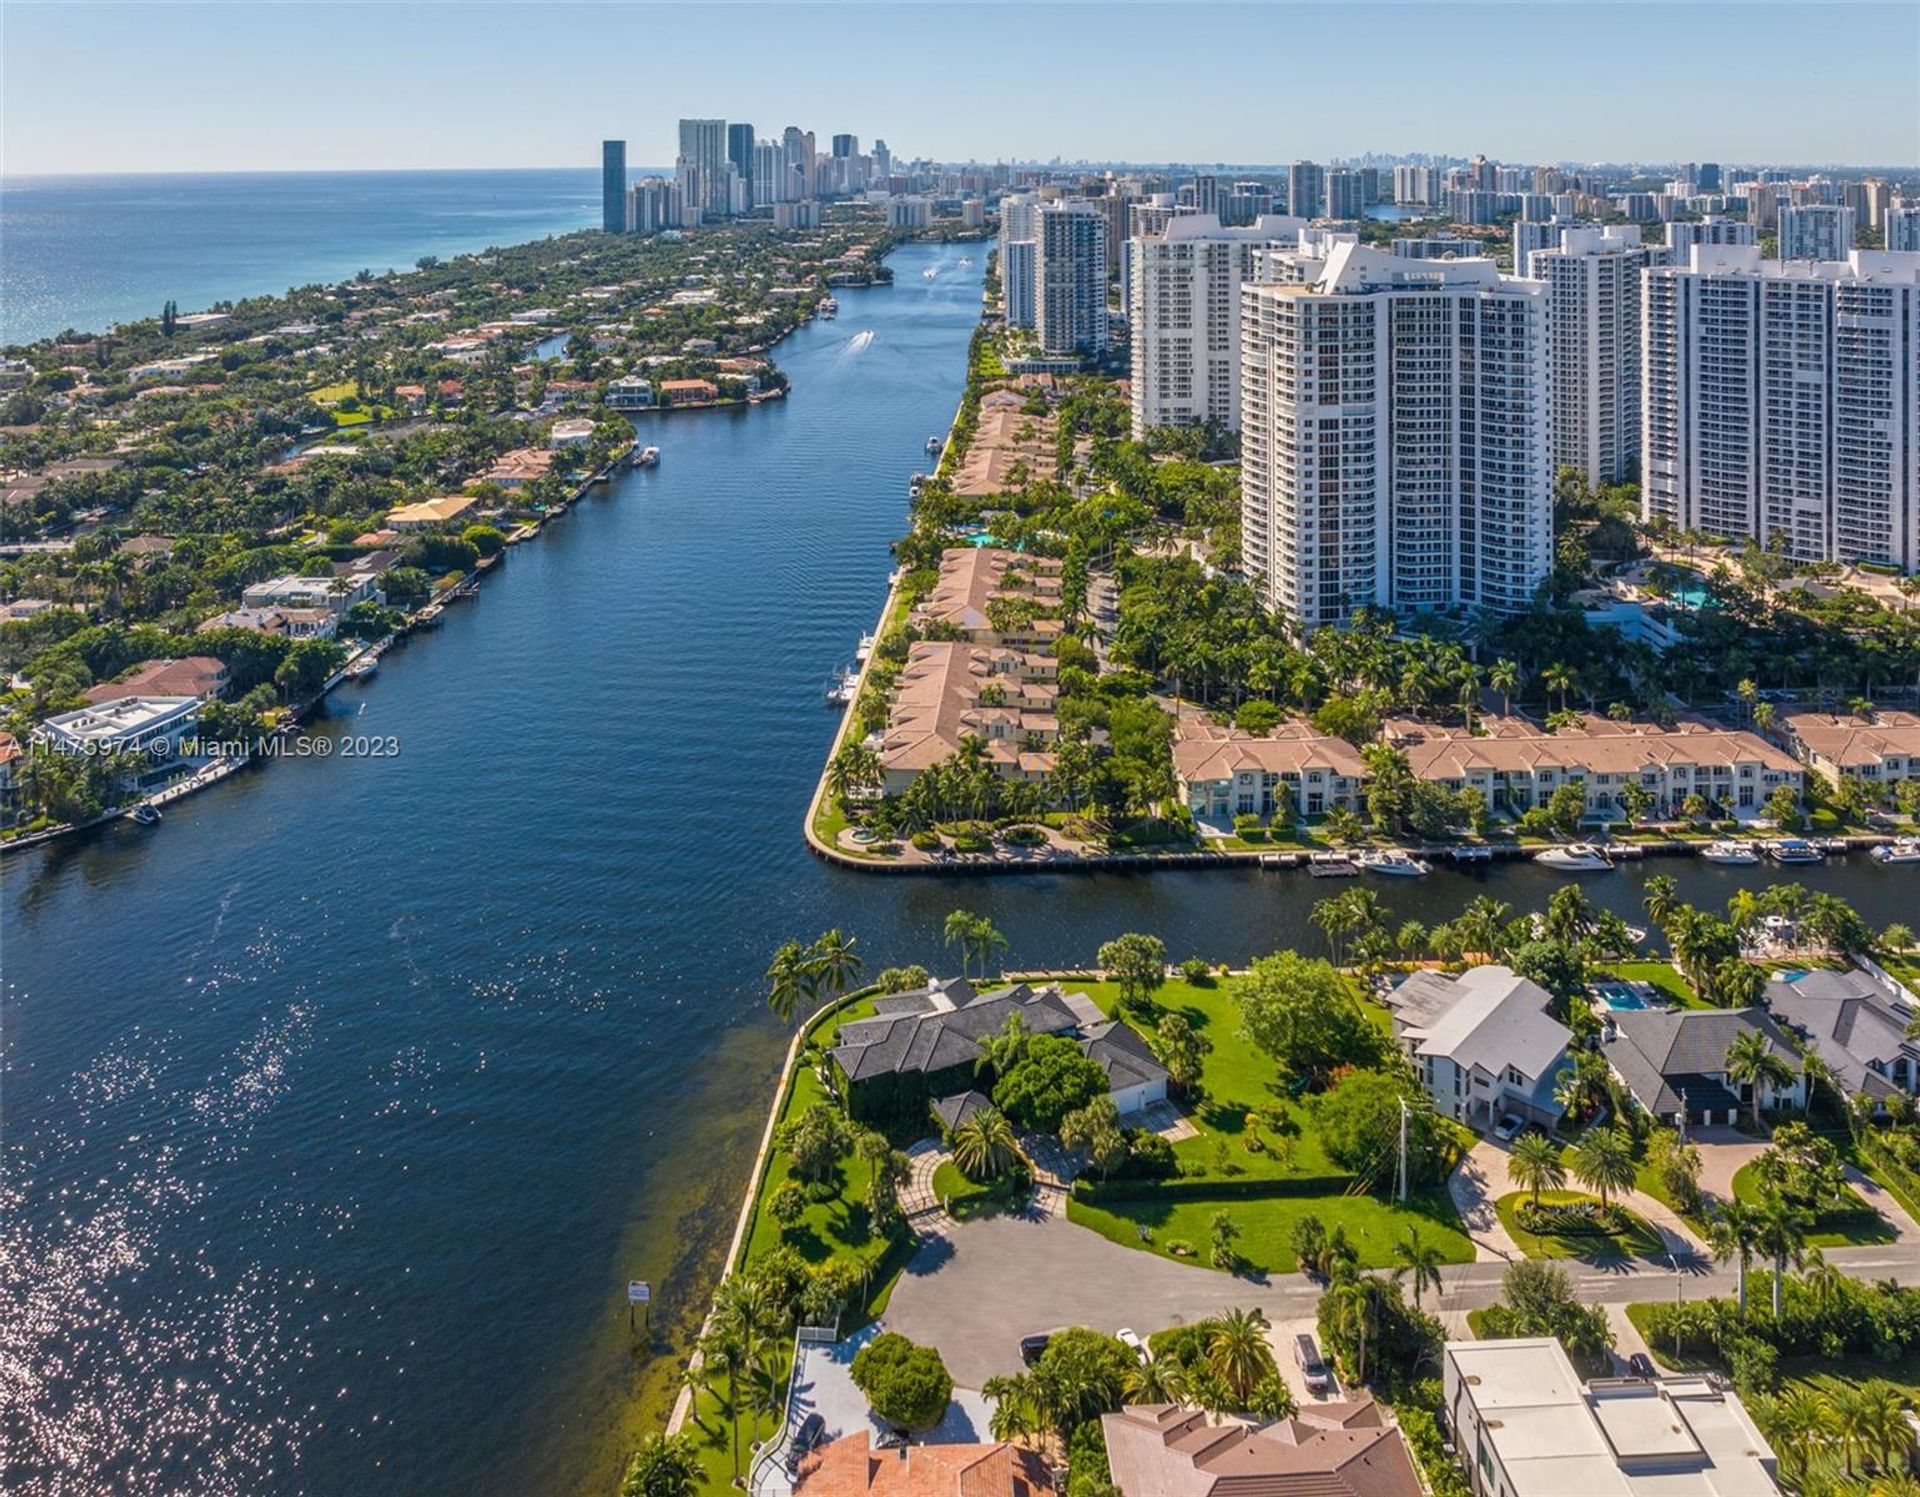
[[764, 940, 816, 1028], [1831, 1381, 1878, 1478], [1861, 1380, 1916, 1476], [1459, 896, 1514, 961], [1322, 1272, 1388, 1386], [1490, 658, 1520, 717], [1756, 1385, 1835, 1486], [981, 1373, 1046, 1442], [1571, 1126, 1635, 1209], [943, 909, 979, 977], [1707, 1200, 1761, 1315], [1123, 1355, 1185, 1404], [1724, 1029, 1796, 1129], [949, 1108, 1019, 1182], [1543, 662, 1575, 712], [1207, 1307, 1273, 1407], [1642, 874, 1680, 934], [1390, 1227, 1445, 1309], [808, 928, 863, 1000], [1509, 1132, 1566, 1208], [1310, 895, 1359, 966], [1753, 1195, 1809, 1319]]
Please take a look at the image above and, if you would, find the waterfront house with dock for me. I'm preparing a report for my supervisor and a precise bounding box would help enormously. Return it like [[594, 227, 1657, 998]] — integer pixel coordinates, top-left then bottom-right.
[[35, 696, 202, 794]]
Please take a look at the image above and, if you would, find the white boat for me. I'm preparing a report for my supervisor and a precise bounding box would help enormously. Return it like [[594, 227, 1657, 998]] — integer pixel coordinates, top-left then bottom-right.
[[1308, 851, 1359, 877], [908, 473, 927, 498], [1767, 838, 1825, 864], [346, 656, 378, 680], [819, 296, 838, 319], [635, 445, 660, 467], [1358, 849, 1431, 877], [1535, 843, 1614, 872], [855, 633, 876, 663], [923, 267, 939, 279], [926, 435, 942, 456], [1701, 839, 1760, 865], [1872, 837, 1920, 865], [825, 668, 859, 706], [129, 803, 162, 826]]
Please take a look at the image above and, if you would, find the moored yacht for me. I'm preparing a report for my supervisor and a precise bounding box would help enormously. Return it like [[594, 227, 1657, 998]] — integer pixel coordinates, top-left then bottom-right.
[[1701, 839, 1760, 865], [1358, 849, 1431, 877], [1535, 843, 1614, 872], [1872, 837, 1920, 865], [1767, 838, 1825, 864]]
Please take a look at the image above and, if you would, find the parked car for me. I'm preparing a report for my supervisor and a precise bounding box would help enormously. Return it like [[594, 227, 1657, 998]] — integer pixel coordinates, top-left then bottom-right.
[[1295, 1333, 1332, 1394], [1627, 1353, 1657, 1380], [787, 1412, 825, 1469], [873, 1427, 910, 1451], [1492, 1112, 1525, 1142], [1019, 1332, 1053, 1367], [1117, 1327, 1148, 1363]]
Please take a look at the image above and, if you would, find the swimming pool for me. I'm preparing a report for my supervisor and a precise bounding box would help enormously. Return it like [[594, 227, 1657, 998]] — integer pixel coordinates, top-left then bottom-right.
[[1594, 981, 1658, 1011]]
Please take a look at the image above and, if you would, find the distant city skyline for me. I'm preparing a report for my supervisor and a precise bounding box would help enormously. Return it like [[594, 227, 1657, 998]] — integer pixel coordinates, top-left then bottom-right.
[[5, 2, 1915, 175]]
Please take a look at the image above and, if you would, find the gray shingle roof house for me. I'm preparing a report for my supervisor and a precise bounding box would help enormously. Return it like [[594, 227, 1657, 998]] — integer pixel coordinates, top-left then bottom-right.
[[1765, 967, 1918, 1102], [831, 978, 1167, 1123], [1382, 966, 1573, 1128], [1601, 1007, 1806, 1126], [930, 1089, 995, 1134]]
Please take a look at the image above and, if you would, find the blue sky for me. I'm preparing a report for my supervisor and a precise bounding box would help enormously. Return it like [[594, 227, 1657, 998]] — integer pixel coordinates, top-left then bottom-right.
[[4, 3, 1914, 173]]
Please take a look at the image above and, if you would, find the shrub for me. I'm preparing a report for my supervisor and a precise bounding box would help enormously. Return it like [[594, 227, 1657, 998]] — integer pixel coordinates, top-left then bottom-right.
[[1003, 824, 1047, 847], [953, 833, 992, 854], [1180, 957, 1215, 985], [1514, 1198, 1627, 1236], [850, 1332, 953, 1429], [910, 830, 942, 851]]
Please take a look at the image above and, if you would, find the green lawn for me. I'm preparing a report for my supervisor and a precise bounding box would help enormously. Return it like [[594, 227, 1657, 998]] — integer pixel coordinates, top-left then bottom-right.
[[1729, 1161, 1894, 1248], [1067, 1188, 1473, 1276], [1495, 1190, 1667, 1261], [931, 1160, 1027, 1221], [1598, 962, 1716, 1011], [1061, 975, 1470, 1272]]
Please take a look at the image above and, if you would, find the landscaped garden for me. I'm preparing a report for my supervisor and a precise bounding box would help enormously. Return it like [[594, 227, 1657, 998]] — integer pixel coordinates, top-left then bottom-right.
[[1494, 1190, 1666, 1260], [1059, 965, 1475, 1274]]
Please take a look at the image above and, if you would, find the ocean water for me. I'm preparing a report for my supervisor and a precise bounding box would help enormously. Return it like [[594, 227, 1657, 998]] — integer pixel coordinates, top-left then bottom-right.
[[0, 169, 671, 345], [7, 207, 1919, 1496]]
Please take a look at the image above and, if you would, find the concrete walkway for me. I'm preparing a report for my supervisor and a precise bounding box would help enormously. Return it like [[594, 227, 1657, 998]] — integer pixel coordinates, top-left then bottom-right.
[[1689, 1128, 1769, 1205]]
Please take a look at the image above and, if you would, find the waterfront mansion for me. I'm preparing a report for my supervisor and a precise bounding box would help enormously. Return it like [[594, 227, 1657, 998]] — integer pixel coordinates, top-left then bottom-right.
[[1778, 708, 1920, 798]]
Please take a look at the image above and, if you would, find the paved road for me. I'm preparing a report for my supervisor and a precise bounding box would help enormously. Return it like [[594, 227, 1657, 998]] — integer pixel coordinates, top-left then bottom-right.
[[884, 1211, 1920, 1388]]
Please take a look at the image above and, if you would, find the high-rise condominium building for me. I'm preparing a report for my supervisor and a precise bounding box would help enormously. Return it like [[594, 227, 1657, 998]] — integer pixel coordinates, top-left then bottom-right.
[[1034, 201, 1110, 356], [1002, 240, 1036, 328], [832, 133, 857, 158], [1394, 165, 1438, 206], [677, 118, 731, 219], [1779, 204, 1857, 262], [781, 126, 814, 202], [1697, 163, 1723, 193], [1890, 205, 1920, 253], [601, 140, 627, 234], [625, 178, 681, 235], [1643, 246, 1920, 570], [752, 142, 785, 208], [727, 124, 756, 204], [1667, 216, 1756, 261], [1240, 244, 1551, 630], [1287, 161, 1324, 219], [999, 193, 1039, 329], [1128, 213, 1306, 438], [1325, 169, 1364, 221], [1536, 227, 1652, 486]]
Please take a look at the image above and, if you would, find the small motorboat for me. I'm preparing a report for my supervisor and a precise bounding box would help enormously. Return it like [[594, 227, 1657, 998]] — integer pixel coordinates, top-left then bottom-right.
[[1450, 844, 1494, 862], [346, 656, 378, 681], [129, 803, 162, 826], [1872, 837, 1920, 865], [908, 473, 927, 499], [855, 633, 876, 664], [926, 435, 943, 456], [1535, 843, 1614, 872], [1308, 851, 1359, 878], [825, 668, 859, 706], [1767, 838, 1825, 864], [819, 296, 838, 319], [1358, 849, 1431, 877], [1701, 839, 1760, 865], [635, 446, 660, 467]]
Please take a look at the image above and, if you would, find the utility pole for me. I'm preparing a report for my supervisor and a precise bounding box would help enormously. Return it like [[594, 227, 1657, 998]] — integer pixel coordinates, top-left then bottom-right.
[[1397, 1098, 1409, 1203]]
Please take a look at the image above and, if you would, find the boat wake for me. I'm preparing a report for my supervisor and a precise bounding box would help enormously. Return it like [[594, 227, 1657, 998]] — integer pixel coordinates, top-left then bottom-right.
[[845, 329, 875, 353]]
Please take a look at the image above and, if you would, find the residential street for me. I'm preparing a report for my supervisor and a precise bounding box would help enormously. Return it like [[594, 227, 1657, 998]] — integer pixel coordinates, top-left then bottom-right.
[[884, 1207, 1920, 1388]]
